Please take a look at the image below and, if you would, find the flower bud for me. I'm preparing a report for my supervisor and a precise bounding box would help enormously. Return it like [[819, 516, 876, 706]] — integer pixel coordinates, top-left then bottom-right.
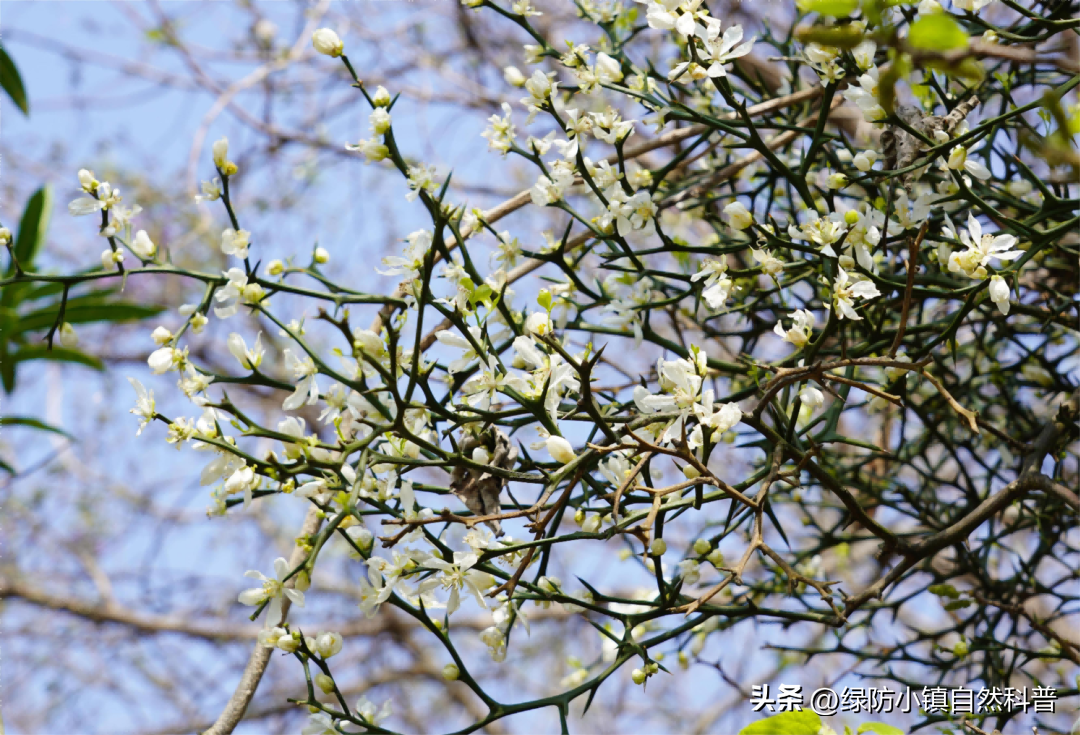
[[59, 322, 79, 348], [631, 668, 647, 685], [0, 227, 10, 246], [315, 631, 343, 658], [573, 508, 586, 526], [78, 169, 99, 193], [131, 229, 157, 259], [312, 28, 344, 57], [267, 259, 284, 276], [315, 673, 336, 694], [723, 201, 753, 231], [294, 570, 311, 592], [212, 137, 237, 176], [649, 538, 667, 556], [314, 247, 330, 264], [681, 463, 700, 480], [277, 634, 300, 653], [693, 538, 712, 556], [151, 326, 173, 346], [707, 548, 725, 567], [347, 525, 374, 554], [442, 663, 460, 681], [258, 626, 287, 648], [546, 435, 577, 465], [582, 514, 601, 534], [503, 66, 526, 87], [372, 86, 391, 107]]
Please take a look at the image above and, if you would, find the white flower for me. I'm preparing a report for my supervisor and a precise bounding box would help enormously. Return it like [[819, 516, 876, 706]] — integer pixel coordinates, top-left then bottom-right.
[[546, 435, 577, 464], [214, 267, 265, 319], [283, 347, 320, 410], [419, 552, 492, 615], [947, 212, 1024, 279], [700, 23, 755, 78], [677, 559, 701, 585], [842, 66, 885, 122], [482, 102, 516, 156], [224, 464, 258, 508], [70, 195, 106, 217], [947, 145, 991, 181], [378, 229, 431, 280], [128, 377, 156, 435], [789, 216, 847, 257], [301, 713, 337, 735], [607, 188, 657, 236], [988, 275, 1010, 315], [773, 309, 815, 348], [227, 332, 264, 370], [221, 228, 250, 259], [355, 696, 392, 727], [195, 177, 222, 203], [723, 201, 753, 230], [130, 230, 157, 259], [953, 0, 996, 12], [752, 248, 784, 276], [436, 325, 484, 373], [405, 164, 439, 201], [691, 259, 733, 310], [312, 28, 344, 57], [238, 557, 305, 625], [852, 40, 876, 71], [832, 268, 880, 320]]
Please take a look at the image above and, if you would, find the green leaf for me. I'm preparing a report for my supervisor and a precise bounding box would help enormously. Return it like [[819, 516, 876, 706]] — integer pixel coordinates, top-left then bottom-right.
[[13, 185, 53, 268], [794, 25, 867, 49], [0, 415, 74, 439], [13, 345, 105, 371], [798, 0, 859, 17], [0, 45, 29, 115], [17, 301, 165, 334], [944, 599, 974, 610], [928, 583, 959, 598], [739, 710, 822, 735], [908, 14, 969, 52], [857, 723, 905, 735]]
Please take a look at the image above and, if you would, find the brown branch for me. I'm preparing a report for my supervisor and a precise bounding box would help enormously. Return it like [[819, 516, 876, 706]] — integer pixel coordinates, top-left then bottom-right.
[[889, 220, 929, 358]]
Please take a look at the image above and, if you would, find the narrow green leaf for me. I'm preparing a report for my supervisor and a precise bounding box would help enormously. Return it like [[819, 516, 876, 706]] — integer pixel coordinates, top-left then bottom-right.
[[797, 0, 859, 17], [17, 301, 165, 334], [738, 710, 822, 735], [13, 186, 53, 268], [857, 723, 905, 735], [794, 25, 867, 50], [13, 345, 105, 371], [908, 14, 969, 52], [0, 45, 29, 115], [0, 415, 74, 439]]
